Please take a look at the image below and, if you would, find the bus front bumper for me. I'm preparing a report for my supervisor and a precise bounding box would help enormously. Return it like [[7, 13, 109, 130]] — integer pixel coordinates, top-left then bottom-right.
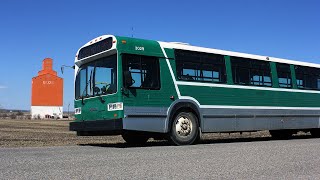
[[69, 119, 123, 136]]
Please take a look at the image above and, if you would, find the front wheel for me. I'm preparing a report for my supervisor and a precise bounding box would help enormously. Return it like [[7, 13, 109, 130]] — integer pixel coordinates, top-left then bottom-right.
[[122, 131, 149, 145], [169, 112, 199, 145]]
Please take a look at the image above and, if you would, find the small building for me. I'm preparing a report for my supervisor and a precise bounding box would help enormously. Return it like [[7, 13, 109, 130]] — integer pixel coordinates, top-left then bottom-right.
[[31, 58, 63, 119]]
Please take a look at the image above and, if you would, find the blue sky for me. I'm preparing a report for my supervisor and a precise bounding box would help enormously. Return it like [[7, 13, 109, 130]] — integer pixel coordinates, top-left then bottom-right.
[[0, 0, 319, 110]]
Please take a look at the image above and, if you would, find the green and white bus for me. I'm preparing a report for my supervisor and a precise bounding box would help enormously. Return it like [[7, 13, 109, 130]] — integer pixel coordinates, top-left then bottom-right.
[[70, 35, 320, 145]]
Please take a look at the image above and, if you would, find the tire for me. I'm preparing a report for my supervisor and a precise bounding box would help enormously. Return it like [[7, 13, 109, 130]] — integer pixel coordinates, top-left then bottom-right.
[[122, 131, 149, 145], [269, 130, 293, 140], [310, 129, 320, 138], [76, 131, 86, 136], [169, 112, 199, 145]]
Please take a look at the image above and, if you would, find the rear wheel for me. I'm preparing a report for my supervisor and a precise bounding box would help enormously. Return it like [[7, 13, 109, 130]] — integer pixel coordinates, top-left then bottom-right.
[[122, 131, 149, 145], [269, 130, 293, 139], [169, 112, 199, 145], [310, 129, 320, 138]]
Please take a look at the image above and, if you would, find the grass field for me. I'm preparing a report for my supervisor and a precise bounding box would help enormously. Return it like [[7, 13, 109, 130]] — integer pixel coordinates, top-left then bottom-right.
[[0, 119, 312, 148]]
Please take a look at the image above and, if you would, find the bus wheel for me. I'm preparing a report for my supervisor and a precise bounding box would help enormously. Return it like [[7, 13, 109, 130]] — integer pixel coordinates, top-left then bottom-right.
[[269, 130, 292, 139], [169, 112, 199, 145], [310, 129, 320, 138], [122, 131, 149, 145]]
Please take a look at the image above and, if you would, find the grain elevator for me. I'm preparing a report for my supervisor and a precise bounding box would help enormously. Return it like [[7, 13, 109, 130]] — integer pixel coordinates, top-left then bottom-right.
[[31, 58, 63, 119]]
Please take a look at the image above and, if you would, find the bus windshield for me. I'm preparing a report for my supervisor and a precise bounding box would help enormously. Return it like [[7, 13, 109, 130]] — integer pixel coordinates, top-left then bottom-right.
[[75, 54, 117, 99]]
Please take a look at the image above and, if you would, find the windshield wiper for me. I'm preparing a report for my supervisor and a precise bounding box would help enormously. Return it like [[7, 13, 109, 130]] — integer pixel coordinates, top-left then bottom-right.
[[81, 82, 88, 105], [98, 93, 105, 103], [81, 69, 93, 105]]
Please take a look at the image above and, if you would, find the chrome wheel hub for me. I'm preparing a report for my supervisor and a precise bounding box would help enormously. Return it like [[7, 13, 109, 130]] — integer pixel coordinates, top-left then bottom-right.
[[175, 116, 193, 137]]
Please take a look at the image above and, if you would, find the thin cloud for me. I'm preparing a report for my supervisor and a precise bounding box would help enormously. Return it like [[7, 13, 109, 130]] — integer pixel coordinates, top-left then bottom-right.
[[0, 86, 7, 89]]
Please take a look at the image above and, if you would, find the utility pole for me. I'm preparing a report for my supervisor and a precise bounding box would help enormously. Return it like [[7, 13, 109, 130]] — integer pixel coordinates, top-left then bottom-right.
[[68, 103, 70, 120]]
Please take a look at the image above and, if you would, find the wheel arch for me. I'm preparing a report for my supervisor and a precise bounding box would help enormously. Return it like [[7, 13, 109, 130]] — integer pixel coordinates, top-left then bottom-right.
[[165, 98, 202, 133]]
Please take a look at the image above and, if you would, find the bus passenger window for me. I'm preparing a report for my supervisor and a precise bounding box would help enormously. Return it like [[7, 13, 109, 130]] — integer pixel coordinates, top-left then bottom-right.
[[295, 65, 320, 90], [122, 54, 161, 90], [276, 63, 292, 88], [231, 57, 272, 87], [175, 50, 226, 83]]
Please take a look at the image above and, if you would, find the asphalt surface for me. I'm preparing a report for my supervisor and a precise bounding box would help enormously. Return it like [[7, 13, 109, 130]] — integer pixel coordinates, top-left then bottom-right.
[[1, 137, 320, 179]]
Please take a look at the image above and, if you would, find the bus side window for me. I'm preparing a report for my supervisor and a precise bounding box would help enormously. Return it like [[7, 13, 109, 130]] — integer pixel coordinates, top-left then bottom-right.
[[276, 63, 292, 88], [295, 65, 320, 90], [231, 57, 272, 87], [122, 54, 161, 90], [175, 49, 226, 83]]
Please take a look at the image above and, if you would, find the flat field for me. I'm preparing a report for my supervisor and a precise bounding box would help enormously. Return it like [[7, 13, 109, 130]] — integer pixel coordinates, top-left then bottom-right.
[[0, 119, 124, 147], [0, 119, 311, 147]]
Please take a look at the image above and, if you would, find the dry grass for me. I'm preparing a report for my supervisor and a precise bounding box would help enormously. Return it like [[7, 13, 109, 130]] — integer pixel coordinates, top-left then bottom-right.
[[0, 119, 124, 147], [0, 119, 311, 148]]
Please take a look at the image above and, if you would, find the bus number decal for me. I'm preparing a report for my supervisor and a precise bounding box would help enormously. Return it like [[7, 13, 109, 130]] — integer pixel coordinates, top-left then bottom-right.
[[135, 46, 144, 51]]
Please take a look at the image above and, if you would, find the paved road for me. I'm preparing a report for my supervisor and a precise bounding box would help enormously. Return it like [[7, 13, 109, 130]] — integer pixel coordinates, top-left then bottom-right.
[[1, 137, 320, 179]]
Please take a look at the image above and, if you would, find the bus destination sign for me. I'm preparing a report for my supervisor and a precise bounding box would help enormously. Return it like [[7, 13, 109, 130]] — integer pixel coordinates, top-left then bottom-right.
[[78, 37, 113, 60]]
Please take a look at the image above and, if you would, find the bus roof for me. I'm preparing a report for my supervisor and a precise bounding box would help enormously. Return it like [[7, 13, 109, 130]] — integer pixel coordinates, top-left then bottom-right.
[[159, 41, 320, 68], [75, 34, 320, 68]]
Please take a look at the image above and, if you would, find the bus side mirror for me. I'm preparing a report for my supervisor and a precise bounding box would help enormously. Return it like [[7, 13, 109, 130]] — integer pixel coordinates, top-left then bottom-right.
[[61, 65, 75, 74], [123, 71, 134, 87]]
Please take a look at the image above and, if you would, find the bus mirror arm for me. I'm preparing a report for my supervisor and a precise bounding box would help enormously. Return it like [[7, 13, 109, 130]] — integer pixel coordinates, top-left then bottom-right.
[[61, 65, 75, 74]]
